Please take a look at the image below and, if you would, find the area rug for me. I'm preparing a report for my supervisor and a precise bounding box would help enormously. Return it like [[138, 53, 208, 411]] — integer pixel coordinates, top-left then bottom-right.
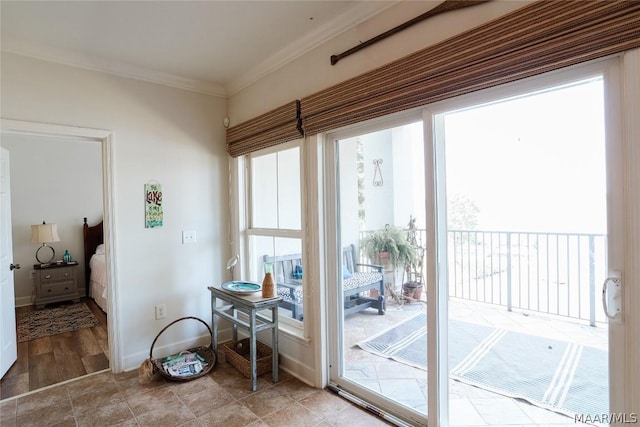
[[356, 313, 608, 419], [17, 303, 100, 342]]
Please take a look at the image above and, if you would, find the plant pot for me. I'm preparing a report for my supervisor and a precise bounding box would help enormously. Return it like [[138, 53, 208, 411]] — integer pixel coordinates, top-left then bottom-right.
[[376, 251, 391, 267], [402, 281, 423, 300]]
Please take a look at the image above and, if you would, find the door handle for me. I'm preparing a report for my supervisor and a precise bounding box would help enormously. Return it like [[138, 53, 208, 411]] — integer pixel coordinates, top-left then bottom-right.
[[9, 263, 21, 271], [602, 276, 622, 320]]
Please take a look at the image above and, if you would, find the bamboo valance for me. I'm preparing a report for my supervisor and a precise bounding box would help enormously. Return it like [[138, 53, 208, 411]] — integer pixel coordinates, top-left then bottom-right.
[[301, 1, 640, 134], [226, 100, 302, 157]]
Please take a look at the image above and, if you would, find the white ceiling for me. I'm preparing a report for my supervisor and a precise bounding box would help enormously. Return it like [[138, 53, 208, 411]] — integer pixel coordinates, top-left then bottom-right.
[[1, 1, 397, 97]]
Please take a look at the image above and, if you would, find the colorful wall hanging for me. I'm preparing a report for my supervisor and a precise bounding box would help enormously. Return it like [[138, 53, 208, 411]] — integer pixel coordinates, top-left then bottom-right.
[[145, 182, 163, 228]]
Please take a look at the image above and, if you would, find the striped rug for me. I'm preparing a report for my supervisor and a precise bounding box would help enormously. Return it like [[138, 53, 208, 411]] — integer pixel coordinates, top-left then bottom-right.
[[356, 313, 608, 419]]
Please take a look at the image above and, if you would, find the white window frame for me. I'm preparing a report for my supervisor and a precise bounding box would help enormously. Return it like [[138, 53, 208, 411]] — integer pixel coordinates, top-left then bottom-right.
[[241, 139, 306, 336]]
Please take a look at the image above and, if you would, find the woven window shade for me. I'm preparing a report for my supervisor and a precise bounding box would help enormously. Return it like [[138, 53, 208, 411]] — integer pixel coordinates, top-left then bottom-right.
[[301, 1, 640, 134], [227, 100, 302, 157]]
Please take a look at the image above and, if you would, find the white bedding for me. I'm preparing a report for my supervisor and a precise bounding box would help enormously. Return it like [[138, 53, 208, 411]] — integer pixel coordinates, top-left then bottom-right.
[[89, 246, 108, 313]]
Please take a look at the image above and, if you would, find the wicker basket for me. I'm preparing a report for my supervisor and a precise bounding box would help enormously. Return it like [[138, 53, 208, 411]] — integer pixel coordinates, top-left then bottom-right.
[[149, 316, 216, 382], [223, 338, 273, 379]]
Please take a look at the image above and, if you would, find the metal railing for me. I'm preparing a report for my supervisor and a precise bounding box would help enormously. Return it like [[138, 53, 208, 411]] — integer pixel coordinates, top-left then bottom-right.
[[360, 229, 607, 325]]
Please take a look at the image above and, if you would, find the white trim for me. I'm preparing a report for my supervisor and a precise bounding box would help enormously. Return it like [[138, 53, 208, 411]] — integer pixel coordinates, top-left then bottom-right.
[[602, 57, 627, 419], [2, 36, 227, 98], [0, 118, 121, 373], [426, 108, 449, 426], [306, 133, 327, 387], [224, 1, 396, 96], [621, 48, 640, 416], [2, 1, 394, 98], [244, 140, 307, 338]]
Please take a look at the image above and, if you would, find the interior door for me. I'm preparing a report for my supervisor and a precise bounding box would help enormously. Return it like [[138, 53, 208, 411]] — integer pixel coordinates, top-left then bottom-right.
[[1, 147, 17, 378]]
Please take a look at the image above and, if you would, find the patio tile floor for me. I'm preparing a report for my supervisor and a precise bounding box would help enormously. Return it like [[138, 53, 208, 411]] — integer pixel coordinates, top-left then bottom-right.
[[343, 297, 607, 426]]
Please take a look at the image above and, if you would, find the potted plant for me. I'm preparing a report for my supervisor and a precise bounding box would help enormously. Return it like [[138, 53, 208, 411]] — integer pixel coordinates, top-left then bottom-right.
[[361, 225, 416, 271], [402, 246, 425, 300]]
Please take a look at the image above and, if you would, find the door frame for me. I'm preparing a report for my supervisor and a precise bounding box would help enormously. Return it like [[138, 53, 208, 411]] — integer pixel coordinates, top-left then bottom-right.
[[619, 47, 640, 417], [0, 118, 121, 373], [324, 111, 428, 427]]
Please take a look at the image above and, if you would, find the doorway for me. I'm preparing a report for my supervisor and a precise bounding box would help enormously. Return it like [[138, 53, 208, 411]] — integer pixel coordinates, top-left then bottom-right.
[[0, 119, 117, 399]]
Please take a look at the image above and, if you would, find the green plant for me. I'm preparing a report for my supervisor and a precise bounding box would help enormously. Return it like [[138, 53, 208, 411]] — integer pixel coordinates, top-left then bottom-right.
[[362, 225, 416, 268]]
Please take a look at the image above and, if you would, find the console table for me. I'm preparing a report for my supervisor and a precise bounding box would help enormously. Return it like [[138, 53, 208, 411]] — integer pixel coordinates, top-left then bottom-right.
[[208, 283, 282, 391]]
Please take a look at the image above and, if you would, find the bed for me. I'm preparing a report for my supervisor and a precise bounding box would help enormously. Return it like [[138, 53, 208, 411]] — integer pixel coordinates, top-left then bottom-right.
[[83, 217, 107, 313]]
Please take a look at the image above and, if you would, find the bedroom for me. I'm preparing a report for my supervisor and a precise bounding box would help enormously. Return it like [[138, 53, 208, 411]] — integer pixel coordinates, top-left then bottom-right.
[[1, 132, 107, 393]]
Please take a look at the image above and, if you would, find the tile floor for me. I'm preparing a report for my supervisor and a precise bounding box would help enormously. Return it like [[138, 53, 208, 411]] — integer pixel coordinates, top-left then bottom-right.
[[343, 297, 607, 426], [1, 298, 607, 427], [0, 352, 393, 427]]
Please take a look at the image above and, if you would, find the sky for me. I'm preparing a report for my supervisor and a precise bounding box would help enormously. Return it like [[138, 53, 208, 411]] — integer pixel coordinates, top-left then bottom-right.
[[443, 77, 607, 234]]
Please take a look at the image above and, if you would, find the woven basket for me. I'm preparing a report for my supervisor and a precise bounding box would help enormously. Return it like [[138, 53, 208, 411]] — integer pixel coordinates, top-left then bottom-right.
[[149, 316, 216, 382], [223, 338, 272, 379]]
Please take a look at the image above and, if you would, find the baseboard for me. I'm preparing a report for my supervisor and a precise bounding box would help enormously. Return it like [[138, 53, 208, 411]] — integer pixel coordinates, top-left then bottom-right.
[[15, 296, 33, 307], [121, 326, 317, 387]]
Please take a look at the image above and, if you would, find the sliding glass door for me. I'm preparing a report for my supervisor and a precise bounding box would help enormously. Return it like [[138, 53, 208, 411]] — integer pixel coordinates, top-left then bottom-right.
[[326, 58, 624, 427]]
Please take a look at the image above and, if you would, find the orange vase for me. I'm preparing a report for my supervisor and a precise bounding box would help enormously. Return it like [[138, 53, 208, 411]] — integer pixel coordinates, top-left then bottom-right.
[[262, 272, 275, 298]]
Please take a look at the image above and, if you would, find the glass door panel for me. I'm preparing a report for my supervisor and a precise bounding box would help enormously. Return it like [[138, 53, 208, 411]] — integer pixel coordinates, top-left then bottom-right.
[[438, 77, 610, 426], [331, 120, 428, 426]]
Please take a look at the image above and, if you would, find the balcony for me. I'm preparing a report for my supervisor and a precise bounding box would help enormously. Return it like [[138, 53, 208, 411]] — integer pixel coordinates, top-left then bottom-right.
[[345, 229, 608, 426]]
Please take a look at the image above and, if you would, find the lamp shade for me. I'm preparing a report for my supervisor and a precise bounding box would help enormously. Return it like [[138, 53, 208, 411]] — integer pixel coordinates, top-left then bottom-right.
[[30, 223, 61, 244]]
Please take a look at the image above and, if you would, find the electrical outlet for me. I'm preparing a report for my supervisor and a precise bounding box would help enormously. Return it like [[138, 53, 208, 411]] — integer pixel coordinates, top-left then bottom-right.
[[182, 230, 197, 244], [155, 304, 166, 320], [30, 271, 37, 279]]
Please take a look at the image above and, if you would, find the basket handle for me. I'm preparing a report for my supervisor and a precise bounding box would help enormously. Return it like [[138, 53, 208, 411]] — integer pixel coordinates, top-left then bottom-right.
[[149, 316, 213, 360]]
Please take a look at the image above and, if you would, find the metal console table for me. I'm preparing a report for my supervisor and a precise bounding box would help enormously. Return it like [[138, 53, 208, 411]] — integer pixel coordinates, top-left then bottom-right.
[[208, 283, 282, 391]]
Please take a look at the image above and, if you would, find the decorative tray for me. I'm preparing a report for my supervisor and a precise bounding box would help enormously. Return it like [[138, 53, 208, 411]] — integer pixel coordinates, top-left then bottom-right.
[[221, 281, 262, 294]]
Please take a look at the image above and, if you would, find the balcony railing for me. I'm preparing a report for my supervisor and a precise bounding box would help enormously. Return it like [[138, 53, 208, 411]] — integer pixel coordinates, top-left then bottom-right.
[[359, 229, 607, 326]]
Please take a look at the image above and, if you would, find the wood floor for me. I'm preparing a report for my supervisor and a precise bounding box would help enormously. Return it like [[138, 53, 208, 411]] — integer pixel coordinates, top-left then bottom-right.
[[0, 298, 109, 400]]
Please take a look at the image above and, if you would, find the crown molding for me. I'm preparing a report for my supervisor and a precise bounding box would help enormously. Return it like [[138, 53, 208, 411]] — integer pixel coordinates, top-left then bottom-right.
[[224, 1, 396, 97], [1, 34, 228, 98], [1, 1, 395, 99]]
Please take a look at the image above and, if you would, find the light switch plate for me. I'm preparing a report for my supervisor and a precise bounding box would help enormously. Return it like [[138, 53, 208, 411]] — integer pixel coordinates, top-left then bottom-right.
[[182, 230, 197, 244]]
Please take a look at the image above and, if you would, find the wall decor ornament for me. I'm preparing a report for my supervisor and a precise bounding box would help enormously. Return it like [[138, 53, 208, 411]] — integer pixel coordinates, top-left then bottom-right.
[[373, 159, 383, 187], [145, 182, 163, 228]]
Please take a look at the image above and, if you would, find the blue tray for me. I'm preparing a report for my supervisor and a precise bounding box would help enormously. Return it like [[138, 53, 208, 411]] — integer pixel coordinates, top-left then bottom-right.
[[221, 281, 262, 294]]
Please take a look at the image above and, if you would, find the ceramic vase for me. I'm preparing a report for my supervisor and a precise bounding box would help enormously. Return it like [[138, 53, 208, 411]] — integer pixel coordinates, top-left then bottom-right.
[[262, 272, 275, 298]]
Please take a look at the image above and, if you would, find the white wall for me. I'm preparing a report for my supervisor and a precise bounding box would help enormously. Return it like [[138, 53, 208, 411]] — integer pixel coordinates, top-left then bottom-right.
[[2, 134, 102, 305], [1, 52, 228, 370], [337, 136, 361, 253]]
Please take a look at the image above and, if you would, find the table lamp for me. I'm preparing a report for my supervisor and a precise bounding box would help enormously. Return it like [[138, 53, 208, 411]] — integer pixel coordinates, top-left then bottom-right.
[[31, 221, 61, 265]]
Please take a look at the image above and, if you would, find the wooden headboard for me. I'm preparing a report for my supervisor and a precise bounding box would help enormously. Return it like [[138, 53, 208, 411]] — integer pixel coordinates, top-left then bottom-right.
[[83, 217, 104, 296]]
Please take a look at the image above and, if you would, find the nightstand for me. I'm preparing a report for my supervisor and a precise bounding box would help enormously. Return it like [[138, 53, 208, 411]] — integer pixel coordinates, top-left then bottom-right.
[[33, 262, 81, 308]]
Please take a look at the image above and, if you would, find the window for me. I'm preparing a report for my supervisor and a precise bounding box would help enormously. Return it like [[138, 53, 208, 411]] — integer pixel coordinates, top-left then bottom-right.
[[245, 141, 304, 326]]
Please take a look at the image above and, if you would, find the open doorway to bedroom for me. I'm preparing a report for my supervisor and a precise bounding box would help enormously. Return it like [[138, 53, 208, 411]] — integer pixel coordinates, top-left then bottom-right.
[[0, 130, 110, 399]]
